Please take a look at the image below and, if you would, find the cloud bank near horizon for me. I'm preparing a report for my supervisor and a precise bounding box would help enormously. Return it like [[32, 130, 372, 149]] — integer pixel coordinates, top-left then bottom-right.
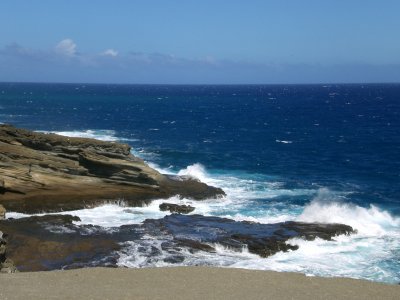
[[1, 39, 399, 84]]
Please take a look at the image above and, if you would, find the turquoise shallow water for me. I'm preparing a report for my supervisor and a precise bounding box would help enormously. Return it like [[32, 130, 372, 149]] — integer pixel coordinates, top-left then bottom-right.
[[1, 83, 400, 283]]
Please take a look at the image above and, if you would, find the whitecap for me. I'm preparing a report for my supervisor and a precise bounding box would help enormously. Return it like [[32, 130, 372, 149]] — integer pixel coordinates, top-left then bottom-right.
[[38, 129, 138, 143], [275, 139, 293, 144], [297, 188, 400, 236]]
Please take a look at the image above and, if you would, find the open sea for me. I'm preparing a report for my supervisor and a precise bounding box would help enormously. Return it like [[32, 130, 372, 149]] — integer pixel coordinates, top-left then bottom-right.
[[1, 82, 399, 283]]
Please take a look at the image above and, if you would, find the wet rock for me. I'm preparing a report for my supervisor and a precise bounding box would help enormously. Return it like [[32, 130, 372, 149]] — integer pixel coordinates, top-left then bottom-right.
[[0, 229, 18, 273], [159, 203, 195, 214], [0, 204, 5, 220], [161, 175, 225, 201], [0, 212, 355, 271], [142, 214, 355, 258], [176, 239, 216, 253], [0, 124, 225, 213], [0, 214, 120, 271], [163, 255, 185, 264], [0, 258, 17, 273]]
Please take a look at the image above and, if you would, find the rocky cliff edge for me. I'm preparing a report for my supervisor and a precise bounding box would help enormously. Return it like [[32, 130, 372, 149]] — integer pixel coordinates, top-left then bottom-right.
[[0, 124, 225, 213]]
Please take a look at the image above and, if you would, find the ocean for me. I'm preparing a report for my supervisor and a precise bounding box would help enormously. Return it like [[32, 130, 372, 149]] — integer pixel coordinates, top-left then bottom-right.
[[1, 82, 399, 283]]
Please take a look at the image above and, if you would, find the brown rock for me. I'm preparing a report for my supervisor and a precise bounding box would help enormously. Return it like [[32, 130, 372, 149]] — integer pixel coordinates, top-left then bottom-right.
[[0, 124, 225, 213], [0, 258, 17, 273], [0, 229, 18, 273], [0, 204, 5, 220]]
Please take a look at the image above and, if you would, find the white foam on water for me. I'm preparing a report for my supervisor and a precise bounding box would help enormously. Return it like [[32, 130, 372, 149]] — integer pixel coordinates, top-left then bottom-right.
[[38, 129, 138, 143], [275, 139, 293, 144], [117, 239, 259, 269], [6, 129, 399, 284], [224, 189, 400, 283], [8, 201, 177, 227], [64, 203, 170, 227], [6, 162, 313, 228], [173, 163, 313, 221], [226, 233, 400, 284], [173, 163, 314, 202], [6, 212, 31, 219], [297, 188, 400, 236], [178, 163, 209, 183], [115, 186, 400, 283]]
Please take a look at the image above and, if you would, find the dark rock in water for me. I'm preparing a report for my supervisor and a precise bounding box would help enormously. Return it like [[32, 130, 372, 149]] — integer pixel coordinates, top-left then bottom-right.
[[1, 213, 354, 271], [0, 258, 17, 273], [159, 203, 195, 214], [176, 239, 216, 253], [0, 230, 18, 273], [163, 255, 185, 264], [0, 124, 225, 213], [141, 214, 355, 258], [0, 214, 120, 271]]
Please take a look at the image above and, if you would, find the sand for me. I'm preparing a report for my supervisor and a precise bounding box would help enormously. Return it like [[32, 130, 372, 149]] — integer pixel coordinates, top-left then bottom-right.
[[0, 267, 399, 299]]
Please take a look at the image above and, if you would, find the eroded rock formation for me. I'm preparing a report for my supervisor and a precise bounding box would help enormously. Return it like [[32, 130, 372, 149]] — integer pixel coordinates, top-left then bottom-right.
[[0, 125, 225, 213]]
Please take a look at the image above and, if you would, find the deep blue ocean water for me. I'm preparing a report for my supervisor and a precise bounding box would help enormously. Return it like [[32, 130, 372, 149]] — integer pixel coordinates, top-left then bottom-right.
[[1, 83, 400, 283]]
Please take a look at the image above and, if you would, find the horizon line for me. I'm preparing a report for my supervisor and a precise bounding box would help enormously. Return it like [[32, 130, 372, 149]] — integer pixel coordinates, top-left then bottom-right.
[[1, 81, 400, 86]]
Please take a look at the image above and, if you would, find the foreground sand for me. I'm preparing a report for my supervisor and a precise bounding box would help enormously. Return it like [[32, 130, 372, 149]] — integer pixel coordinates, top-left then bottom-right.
[[0, 267, 399, 300]]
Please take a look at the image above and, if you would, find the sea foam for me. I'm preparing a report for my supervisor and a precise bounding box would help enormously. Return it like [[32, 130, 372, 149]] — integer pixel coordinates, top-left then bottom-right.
[[16, 129, 399, 284]]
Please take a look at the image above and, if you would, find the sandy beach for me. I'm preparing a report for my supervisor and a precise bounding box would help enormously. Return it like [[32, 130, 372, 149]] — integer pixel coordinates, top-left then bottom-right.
[[0, 267, 399, 300]]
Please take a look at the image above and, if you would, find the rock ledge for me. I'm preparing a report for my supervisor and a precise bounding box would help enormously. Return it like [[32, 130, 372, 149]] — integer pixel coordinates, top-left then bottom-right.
[[0, 125, 225, 213]]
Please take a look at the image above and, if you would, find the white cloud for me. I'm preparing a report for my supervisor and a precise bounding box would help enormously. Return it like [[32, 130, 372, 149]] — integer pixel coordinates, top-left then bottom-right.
[[55, 39, 77, 56], [101, 49, 118, 57]]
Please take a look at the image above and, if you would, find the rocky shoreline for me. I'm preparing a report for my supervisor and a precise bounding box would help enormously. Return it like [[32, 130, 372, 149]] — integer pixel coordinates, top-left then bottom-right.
[[0, 124, 224, 213], [0, 212, 354, 272], [0, 205, 17, 273], [1, 125, 356, 274]]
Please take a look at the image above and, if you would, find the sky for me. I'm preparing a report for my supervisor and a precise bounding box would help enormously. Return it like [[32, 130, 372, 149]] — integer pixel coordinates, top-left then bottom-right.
[[0, 0, 399, 84]]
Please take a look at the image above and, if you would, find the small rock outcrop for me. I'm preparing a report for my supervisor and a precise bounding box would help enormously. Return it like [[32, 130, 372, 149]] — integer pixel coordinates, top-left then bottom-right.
[[159, 203, 195, 214], [0, 204, 5, 220], [0, 231, 17, 273], [0, 124, 225, 213]]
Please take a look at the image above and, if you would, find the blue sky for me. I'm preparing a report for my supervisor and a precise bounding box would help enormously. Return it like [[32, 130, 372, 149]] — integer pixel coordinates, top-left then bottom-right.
[[1, 0, 399, 84]]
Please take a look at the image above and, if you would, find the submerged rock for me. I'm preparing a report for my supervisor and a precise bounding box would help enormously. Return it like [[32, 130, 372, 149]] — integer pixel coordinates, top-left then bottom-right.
[[159, 203, 195, 214], [0, 124, 225, 213]]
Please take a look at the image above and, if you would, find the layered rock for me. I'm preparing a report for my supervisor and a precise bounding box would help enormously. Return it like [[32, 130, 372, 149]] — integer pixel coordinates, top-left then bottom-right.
[[0, 125, 225, 213], [0, 125, 356, 273]]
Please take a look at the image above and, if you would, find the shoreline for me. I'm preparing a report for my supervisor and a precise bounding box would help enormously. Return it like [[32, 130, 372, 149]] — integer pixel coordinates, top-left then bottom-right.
[[0, 267, 399, 300], [0, 124, 224, 213]]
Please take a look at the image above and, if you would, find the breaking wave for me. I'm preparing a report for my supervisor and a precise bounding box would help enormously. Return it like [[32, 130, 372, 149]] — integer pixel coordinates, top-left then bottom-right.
[[8, 129, 398, 284]]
